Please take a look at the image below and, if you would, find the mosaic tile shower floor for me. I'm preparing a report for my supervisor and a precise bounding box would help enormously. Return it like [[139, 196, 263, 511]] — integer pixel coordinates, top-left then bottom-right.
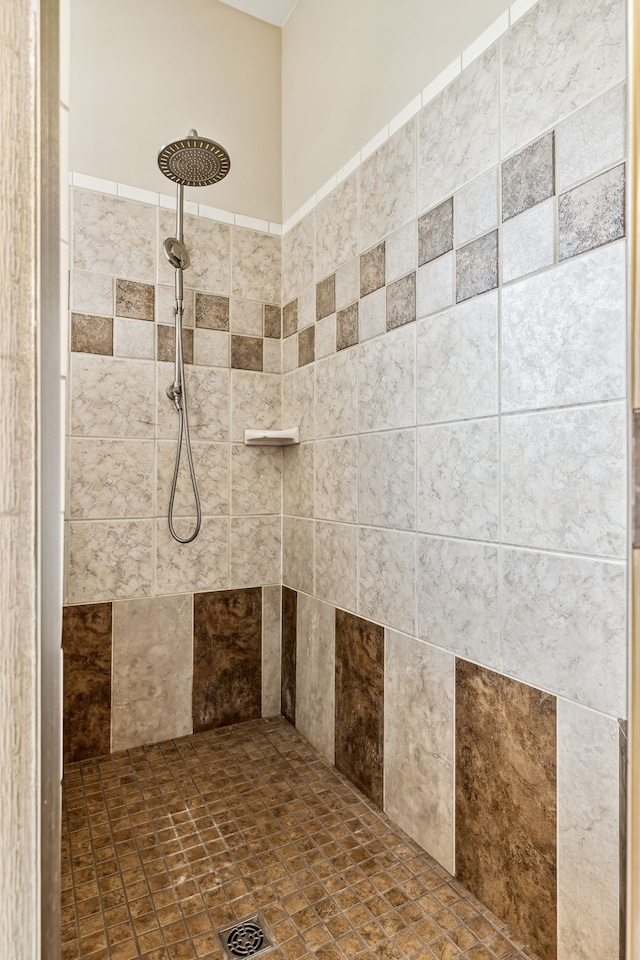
[[61, 717, 542, 960]]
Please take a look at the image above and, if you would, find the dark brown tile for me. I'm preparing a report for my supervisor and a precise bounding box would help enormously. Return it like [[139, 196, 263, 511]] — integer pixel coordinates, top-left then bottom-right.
[[62, 603, 112, 763], [502, 132, 555, 222], [335, 610, 384, 808], [558, 163, 625, 261], [231, 335, 263, 371], [455, 660, 557, 960], [192, 588, 262, 731], [316, 275, 336, 321], [281, 587, 297, 725], [264, 304, 282, 339], [386, 273, 416, 331], [157, 324, 193, 363], [195, 293, 229, 331], [283, 300, 298, 339], [298, 326, 315, 367], [418, 198, 453, 266], [337, 303, 359, 350], [360, 243, 386, 297], [115, 279, 155, 321], [456, 231, 498, 303], [71, 314, 113, 356]]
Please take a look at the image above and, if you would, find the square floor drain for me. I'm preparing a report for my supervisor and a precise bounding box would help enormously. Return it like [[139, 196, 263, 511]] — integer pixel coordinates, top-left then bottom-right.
[[218, 914, 274, 960]]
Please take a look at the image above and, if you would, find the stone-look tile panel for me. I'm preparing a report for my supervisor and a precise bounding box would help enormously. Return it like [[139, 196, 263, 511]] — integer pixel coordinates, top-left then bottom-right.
[[281, 586, 297, 725], [62, 602, 112, 763], [358, 527, 416, 636], [417, 252, 454, 318], [71, 270, 113, 317], [231, 444, 282, 516], [456, 230, 498, 303], [232, 228, 280, 304], [194, 328, 230, 368], [283, 211, 315, 304], [195, 293, 229, 331], [360, 242, 386, 297], [315, 348, 358, 438], [282, 364, 313, 442], [385, 631, 454, 873], [115, 278, 154, 320], [556, 84, 626, 193], [114, 317, 155, 360], [192, 588, 262, 732], [501, 241, 626, 411], [157, 324, 193, 364], [335, 610, 384, 807], [418, 48, 498, 212], [454, 168, 499, 247], [359, 120, 416, 252], [282, 516, 314, 595], [296, 594, 336, 764], [68, 438, 154, 520], [70, 313, 113, 356], [315, 521, 358, 613], [283, 299, 298, 339], [67, 520, 153, 603], [231, 335, 263, 371], [386, 272, 416, 331], [283, 442, 314, 518], [502, 198, 555, 283], [262, 585, 281, 716], [500, 0, 625, 157], [157, 440, 229, 518], [316, 174, 358, 280], [358, 288, 386, 342], [158, 363, 229, 441], [501, 403, 626, 558], [502, 548, 626, 716], [316, 274, 336, 321], [502, 133, 554, 222], [230, 299, 263, 337], [230, 370, 281, 442], [158, 210, 230, 295], [418, 536, 500, 670], [456, 661, 557, 960], [416, 291, 498, 424], [558, 163, 625, 260], [111, 594, 193, 751], [358, 325, 415, 433], [418, 198, 453, 266], [298, 325, 315, 367], [158, 285, 195, 327], [72, 189, 156, 282], [557, 700, 621, 960], [358, 429, 415, 531], [335, 257, 360, 310], [264, 304, 281, 339], [155, 516, 228, 595], [336, 302, 358, 350], [297, 286, 315, 330], [386, 220, 417, 283], [230, 515, 281, 588], [315, 313, 336, 360], [315, 437, 358, 524]]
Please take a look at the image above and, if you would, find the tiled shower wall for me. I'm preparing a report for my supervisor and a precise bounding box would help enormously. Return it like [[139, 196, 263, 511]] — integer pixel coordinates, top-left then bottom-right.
[[280, 1, 627, 959]]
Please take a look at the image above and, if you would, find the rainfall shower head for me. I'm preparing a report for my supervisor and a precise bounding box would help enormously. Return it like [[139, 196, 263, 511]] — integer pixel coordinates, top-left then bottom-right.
[[158, 129, 231, 187]]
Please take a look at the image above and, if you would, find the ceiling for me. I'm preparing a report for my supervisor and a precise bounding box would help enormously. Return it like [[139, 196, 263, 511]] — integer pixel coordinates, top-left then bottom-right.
[[218, 0, 299, 27]]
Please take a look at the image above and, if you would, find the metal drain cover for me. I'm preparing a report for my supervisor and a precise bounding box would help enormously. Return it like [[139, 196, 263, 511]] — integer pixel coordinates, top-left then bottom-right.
[[218, 914, 273, 960]]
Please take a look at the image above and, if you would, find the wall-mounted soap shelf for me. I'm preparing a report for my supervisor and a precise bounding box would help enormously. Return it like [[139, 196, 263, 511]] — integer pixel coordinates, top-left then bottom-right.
[[244, 427, 300, 446]]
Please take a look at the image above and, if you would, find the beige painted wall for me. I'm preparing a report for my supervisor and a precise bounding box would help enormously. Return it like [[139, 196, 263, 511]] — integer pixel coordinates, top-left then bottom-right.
[[282, 0, 513, 216], [70, 0, 282, 221]]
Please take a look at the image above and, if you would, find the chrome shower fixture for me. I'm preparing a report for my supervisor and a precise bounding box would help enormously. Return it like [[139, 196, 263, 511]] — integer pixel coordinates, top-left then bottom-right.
[[158, 129, 231, 544]]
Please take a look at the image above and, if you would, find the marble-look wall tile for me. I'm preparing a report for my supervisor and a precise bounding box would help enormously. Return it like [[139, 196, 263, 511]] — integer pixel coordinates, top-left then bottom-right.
[[281, 586, 297, 724], [159, 285, 194, 327], [231, 444, 282, 516], [315, 348, 358, 438], [501, 548, 627, 716], [315, 313, 336, 360], [68, 438, 154, 519], [114, 317, 155, 360], [263, 339, 281, 375], [556, 84, 626, 194], [231, 335, 263, 371], [336, 303, 358, 350], [192, 588, 262, 731], [297, 286, 315, 329], [70, 355, 155, 438], [417, 536, 500, 670], [111, 594, 192, 751], [283, 516, 314, 595], [262, 585, 281, 716], [315, 521, 358, 613], [358, 325, 415, 433], [501, 242, 626, 411], [195, 292, 229, 331], [71, 270, 113, 317], [416, 292, 498, 424], [456, 230, 498, 303], [315, 437, 358, 524], [316, 174, 358, 280], [230, 515, 281, 588], [230, 298, 263, 337], [283, 211, 315, 304], [386, 273, 416, 331], [158, 363, 229, 441], [282, 364, 314, 441], [386, 220, 417, 284], [557, 700, 621, 960], [360, 242, 386, 297], [157, 440, 228, 518], [62, 602, 112, 763], [335, 610, 384, 807], [297, 325, 315, 367], [67, 519, 153, 603], [558, 164, 625, 261], [73, 189, 156, 282], [232, 228, 280, 304], [296, 593, 336, 763], [418, 198, 453, 266], [283, 442, 314, 518], [454, 168, 499, 247], [417, 420, 499, 541], [358, 527, 415, 636], [155, 516, 228, 595], [159, 210, 230, 295], [456, 661, 557, 960], [416, 253, 454, 318], [194, 329, 229, 368], [115, 278, 154, 321], [358, 289, 386, 342], [418, 48, 498, 213], [358, 429, 415, 531], [501, 403, 626, 557], [71, 313, 113, 356], [502, 198, 555, 283], [385, 632, 454, 872], [500, 0, 625, 157], [502, 133, 555, 222], [230, 370, 281, 442], [359, 121, 416, 252], [335, 257, 360, 310]]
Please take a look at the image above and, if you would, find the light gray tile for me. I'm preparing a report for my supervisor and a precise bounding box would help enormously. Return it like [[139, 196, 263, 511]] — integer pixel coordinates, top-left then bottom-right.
[[230, 515, 281, 588], [417, 419, 499, 541], [316, 173, 358, 280], [454, 168, 499, 247], [71, 270, 113, 316], [157, 440, 228, 518], [73, 188, 156, 282], [155, 516, 228, 594], [501, 547, 627, 716], [158, 209, 230, 295], [502, 198, 555, 283], [358, 430, 416, 531], [358, 288, 386, 342], [501, 242, 627, 411], [282, 516, 314, 594], [296, 593, 335, 763], [358, 527, 416, 635], [70, 355, 155, 439], [315, 520, 358, 613], [230, 370, 280, 442], [558, 164, 625, 261], [194, 329, 229, 368], [283, 364, 314, 441], [230, 298, 263, 337], [67, 519, 153, 602], [114, 317, 155, 360], [282, 333, 298, 373], [232, 228, 280, 303], [315, 312, 336, 360], [68, 438, 154, 520], [315, 437, 358, 524], [384, 631, 454, 873], [283, 211, 315, 304], [315, 348, 358, 438], [456, 230, 498, 303], [283, 441, 314, 518], [158, 363, 229, 441], [502, 132, 555, 222], [358, 325, 415, 433], [359, 121, 416, 251], [262, 585, 282, 717], [556, 84, 626, 193], [386, 220, 417, 284], [231, 444, 282, 516], [417, 253, 454, 318], [416, 291, 498, 424], [335, 257, 360, 311], [263, 338, 281, 375]]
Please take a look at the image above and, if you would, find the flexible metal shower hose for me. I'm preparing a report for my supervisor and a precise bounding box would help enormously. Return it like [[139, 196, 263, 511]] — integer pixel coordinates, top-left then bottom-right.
[[167, 302, 202, 544]]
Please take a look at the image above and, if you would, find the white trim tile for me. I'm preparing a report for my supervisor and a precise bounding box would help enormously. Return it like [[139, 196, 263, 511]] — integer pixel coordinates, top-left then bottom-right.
[[235, 213, 270, 232], [422, 57, 462, 105], [361, 125, 390, 161], [336, 152, 361, 185], [510, 0, 539, 25], [198, 204, 235, 224], [73, 172, 117, 195], [462, 12, 509, 68], [316, 175, 338, 203], [117, 183, 159, 206], [389, 94, 422, 136]]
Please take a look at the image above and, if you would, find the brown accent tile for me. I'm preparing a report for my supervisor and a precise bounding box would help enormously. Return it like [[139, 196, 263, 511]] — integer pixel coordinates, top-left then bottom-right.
[[195, 293, 229, 331], [455, 660, 556, 960], [502, 132, 555, 222], [455, 231, 498, 303], [336, 303, 358, 350], [316, 275, 336, 320], [558, 163, 625, 261], [62, 603, 112, 763], [386, 272, 416, 331], [418, 198, 453, 266], [360, 243, 386, 297], [115, 279, 154, 320], [192, 588, 262, 732], [71, 313, 113, 356], [264, 304, 282, 339], [283, 300, 298, 339], [231, 335, 263, 371], [335, 610, 384, 808], [298, 325, 315, 367], [157, 324, 193, 363], [281, 587, 297, 725]]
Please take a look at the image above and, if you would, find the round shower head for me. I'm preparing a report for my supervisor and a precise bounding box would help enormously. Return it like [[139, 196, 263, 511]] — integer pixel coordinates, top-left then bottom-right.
[[158, 129, 231, 187]]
